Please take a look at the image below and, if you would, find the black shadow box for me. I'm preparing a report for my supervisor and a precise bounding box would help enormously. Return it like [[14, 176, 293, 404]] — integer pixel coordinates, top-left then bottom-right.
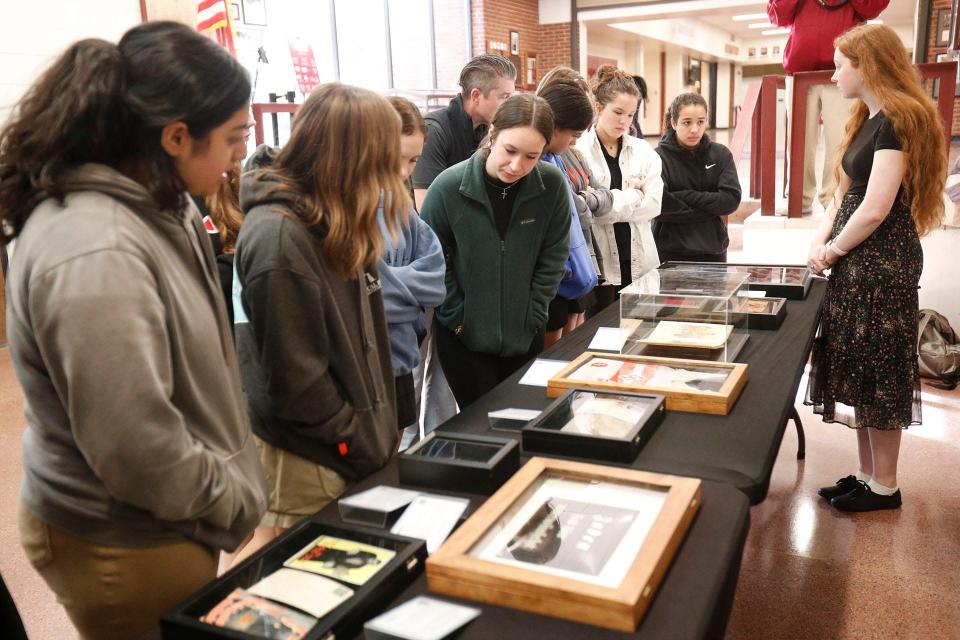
[[398, 431, 520, 495], [741, 296, 787, 330], [522, 388, 665, 463], [161, 519, 427, 640]]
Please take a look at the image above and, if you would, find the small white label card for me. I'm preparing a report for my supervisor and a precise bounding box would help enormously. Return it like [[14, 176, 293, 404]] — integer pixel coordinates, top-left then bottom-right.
[[391, 494, 470, 554], [740, 289, 768, 298], [588, 326, 626, 351], [487, 408, 542, 421], [338, 485, 420, 512], [248, 568, 353, 618], [518, 358, 570, 387], [363, 595, 482, 640]]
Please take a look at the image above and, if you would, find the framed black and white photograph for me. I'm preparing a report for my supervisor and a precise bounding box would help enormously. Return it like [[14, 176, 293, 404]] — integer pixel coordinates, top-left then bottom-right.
[[510, 30, 520, 55], [938, 8, 952, 47], [241, 0, 267, 26]]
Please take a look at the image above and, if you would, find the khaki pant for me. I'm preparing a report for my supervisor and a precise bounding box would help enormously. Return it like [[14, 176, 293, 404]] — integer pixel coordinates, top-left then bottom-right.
[[785, 78, 852, 211], [17, 503, 217, 640], [255, 436, 349, 528]]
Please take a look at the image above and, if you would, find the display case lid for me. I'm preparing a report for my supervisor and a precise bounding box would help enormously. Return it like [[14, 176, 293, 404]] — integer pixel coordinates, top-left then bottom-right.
[[622, 268, 749, 298]]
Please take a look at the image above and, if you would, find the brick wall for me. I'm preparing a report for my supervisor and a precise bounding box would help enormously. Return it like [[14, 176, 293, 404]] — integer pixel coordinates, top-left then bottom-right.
[[926, 0, 960, 135], [538, 22, 573, 85], [471, 0, 573, 88]]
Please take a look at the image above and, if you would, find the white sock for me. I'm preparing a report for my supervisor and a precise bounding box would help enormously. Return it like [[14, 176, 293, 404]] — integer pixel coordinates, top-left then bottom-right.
[[868, 479, 898, 496], [856, 470, 871, 483]]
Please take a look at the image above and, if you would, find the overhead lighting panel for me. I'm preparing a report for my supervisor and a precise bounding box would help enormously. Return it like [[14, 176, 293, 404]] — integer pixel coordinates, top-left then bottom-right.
[[733, 12, 768, 21]]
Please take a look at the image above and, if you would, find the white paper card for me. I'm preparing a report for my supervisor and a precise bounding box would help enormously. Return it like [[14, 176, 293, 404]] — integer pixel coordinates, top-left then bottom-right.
[[740, 290, 768, 298], [518, 359, 570, 387], [339, 485, 420, 513], [487, 408, 542, 421], [364, 595, 481, 640], [248, 568, 353, 618], [391, 494, 469, 554], [588, 326, 626, 351]]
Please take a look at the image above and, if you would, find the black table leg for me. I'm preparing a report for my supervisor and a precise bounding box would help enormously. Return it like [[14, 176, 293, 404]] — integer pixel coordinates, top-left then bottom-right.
[[791, 406, 805, 460]]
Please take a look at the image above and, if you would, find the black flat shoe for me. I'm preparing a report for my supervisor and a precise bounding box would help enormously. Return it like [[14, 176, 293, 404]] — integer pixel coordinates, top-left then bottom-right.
[[830, 481, 902, 512], [818, 475, 860, 500]]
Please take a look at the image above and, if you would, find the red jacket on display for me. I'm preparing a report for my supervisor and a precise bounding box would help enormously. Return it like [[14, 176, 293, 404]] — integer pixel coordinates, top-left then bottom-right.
[[767, 0, 890, 74]]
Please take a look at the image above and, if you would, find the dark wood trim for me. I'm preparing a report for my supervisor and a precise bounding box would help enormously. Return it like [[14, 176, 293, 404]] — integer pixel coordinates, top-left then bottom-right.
[[571, 0, 579, 72], [139, 0, 147, 21], [659, 51, 666, 136], [916, 0, 932, 63], [729, 62, 735, 128]]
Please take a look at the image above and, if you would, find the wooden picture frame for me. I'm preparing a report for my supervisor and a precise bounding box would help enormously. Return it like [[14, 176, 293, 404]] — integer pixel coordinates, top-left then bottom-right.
[[938, 8, 952, 47], [510, 30, 520, 55], [546, 352, 748, 415], [426, 457, 701, 632]]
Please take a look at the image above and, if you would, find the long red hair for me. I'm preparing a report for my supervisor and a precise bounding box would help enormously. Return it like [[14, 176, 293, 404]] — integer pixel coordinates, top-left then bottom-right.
[[834, 24, 946, 236]]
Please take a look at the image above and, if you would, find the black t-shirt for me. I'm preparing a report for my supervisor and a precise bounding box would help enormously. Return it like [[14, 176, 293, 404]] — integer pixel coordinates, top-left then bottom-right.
[[601, 138, 632, 286], [484, 174, 522, 240], [601, 138, 624, 190], [841, 111, 903, 197]]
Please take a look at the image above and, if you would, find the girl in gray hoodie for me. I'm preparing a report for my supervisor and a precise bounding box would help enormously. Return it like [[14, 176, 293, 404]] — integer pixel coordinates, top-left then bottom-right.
[[0, 23, 267, 639]]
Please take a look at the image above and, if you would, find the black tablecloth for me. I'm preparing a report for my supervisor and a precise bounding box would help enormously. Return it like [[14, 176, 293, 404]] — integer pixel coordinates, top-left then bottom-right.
[[438, 279, 826, 505], [319, 464, 750, 640]]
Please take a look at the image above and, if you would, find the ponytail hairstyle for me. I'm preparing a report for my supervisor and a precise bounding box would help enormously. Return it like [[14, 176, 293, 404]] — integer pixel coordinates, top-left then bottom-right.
[[480, 94, 555, 160], [834, 23, 945, 236], [590, 64, 639, 108], [0, 21, 251, 244], [269, 83, 411, 279], [387, 96, 428, 138], [664, 92, 709, 131]]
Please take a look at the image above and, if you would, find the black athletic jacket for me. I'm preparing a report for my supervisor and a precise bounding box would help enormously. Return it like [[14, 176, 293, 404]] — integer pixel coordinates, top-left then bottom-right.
[[653, 130, 741, 257]]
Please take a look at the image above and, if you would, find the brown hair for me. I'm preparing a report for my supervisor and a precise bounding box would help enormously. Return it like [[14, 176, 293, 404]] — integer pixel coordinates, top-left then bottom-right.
[[481, 94, 555, 158], [270, 83, 410, 278], [664, 92, 709, 131], [590, 64, 639, 107], [537, 82, 594, 132], [387, 96, 427, 137], [204, 163, 243, 253], [0, 22, 250, 244], [459, 54, 517, 99], [536, 66, 590, 95], [834, 24, 945, 236]]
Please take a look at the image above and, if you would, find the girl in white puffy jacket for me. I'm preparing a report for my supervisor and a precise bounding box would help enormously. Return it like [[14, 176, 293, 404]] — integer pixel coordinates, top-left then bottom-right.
[[576, 64, 663, 313]]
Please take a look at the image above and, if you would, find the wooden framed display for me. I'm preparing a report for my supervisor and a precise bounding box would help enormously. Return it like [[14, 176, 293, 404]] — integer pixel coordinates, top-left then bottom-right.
[[546, 351, 747, 415], [739, 296, 787, 330], [162, 519, 426, 640], [522, 388, 665, 463], [661, 261, 813, 299], [398, 431, 520, 495], [426, 457, 701, 632]]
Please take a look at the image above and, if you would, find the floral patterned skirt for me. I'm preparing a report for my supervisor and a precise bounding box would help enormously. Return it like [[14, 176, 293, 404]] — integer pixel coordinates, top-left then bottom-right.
[[804, 194, 922, 430]]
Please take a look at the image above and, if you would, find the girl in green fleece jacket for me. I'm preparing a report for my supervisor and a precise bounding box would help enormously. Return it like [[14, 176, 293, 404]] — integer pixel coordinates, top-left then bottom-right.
[[421, 94, 571, 408]]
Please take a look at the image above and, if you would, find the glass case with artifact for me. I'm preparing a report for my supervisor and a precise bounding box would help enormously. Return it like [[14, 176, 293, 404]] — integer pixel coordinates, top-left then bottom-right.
[[738, 295, 787, 330], [521, 389, 665, 462], [619, 268, 750, 362], [426, 457, 701, 632], [398, 431, 520, 495], [546, 351, 748, 415], [660, 261, 813, 300], [162, 519, 426, 640]]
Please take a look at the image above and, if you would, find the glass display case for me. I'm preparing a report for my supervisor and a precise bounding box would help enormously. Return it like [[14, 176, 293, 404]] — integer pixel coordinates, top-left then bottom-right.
[[619, 268, 750, 362], [660, 261, 813, 300]]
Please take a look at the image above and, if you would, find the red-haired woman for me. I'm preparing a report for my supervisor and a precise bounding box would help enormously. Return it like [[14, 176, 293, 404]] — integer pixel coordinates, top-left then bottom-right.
[[806, 24, 946, 511]]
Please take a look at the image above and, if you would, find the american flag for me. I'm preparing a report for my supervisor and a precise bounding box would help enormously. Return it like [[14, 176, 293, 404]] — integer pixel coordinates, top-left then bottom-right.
[[197, 0, 236, 55]]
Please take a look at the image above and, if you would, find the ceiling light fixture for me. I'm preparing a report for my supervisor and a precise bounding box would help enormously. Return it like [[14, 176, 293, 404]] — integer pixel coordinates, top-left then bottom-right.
[[733, 12, 769, 21], [748, 22, 775, 29], [761, 28, 791, 36]]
